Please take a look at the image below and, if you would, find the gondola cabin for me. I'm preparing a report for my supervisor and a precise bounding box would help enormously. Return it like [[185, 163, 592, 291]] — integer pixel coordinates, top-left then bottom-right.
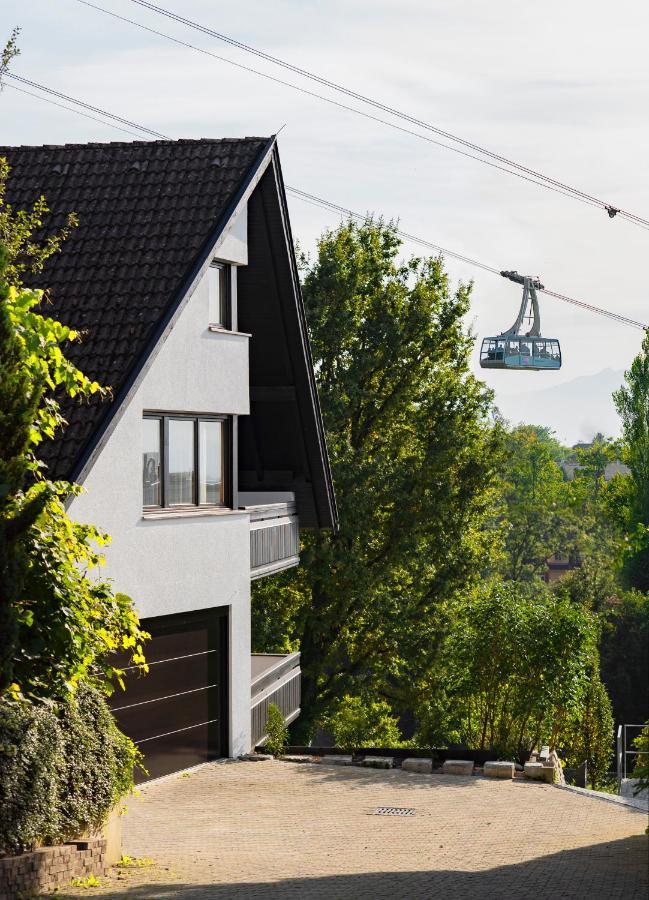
[[479, 271, 562, 371], [480, 336, 561, 370]]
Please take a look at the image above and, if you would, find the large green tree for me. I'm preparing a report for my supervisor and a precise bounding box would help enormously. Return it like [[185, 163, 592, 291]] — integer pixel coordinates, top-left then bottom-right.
[[252, 218, 500, 740], [614, 330, 649, 590], [497, 425, 571, 581]]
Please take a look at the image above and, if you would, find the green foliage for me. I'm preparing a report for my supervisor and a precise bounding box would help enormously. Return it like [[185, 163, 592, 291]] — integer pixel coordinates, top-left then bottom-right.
[[497, 425, 571, 580], [0, 700, 61, 853], [0, 161, 148, 700], [419, 581, 601, 760], [559, 668, 614, 789], [321, 694, 403, 751], [253, 218, 500, 739], [630, 723, 649, 796], [613, 331, 649, 590], [264, 703, 289, 757], [599, 590, 649, 726], [1, 28, 20, 88], [0, 685, 141, 855]]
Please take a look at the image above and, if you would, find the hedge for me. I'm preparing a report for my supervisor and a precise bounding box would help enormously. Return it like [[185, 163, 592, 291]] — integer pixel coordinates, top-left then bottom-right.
[[0, 685, 139, 855]]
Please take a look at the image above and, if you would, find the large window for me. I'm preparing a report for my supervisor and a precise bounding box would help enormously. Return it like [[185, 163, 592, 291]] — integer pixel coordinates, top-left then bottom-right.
[[208, 263, 230, 328], [143, 414, 228, 510]]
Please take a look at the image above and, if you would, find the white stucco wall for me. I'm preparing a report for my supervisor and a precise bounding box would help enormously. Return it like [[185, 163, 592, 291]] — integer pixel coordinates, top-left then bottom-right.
[[69, 250, 253, 757]]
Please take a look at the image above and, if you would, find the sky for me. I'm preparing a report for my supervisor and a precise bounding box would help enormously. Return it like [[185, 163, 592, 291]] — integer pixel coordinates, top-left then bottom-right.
[[1, 0, 647, 442]]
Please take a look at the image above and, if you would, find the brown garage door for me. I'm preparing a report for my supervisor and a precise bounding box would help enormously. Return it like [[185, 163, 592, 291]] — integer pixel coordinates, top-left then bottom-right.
[[109, 607, 228, 782]]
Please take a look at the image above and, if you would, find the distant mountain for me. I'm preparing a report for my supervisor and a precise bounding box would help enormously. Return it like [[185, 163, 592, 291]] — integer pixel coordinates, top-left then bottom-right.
[[494, 368, 624, 445]]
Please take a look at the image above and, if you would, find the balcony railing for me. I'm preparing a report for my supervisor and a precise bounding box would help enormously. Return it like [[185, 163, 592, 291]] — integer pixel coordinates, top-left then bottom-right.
[[242, 499, 299, 580], [251, 652, 301, 748]]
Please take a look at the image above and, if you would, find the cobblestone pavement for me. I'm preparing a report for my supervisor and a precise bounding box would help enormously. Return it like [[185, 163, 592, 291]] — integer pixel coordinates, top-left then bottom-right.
[[58, 760, 649, 900]]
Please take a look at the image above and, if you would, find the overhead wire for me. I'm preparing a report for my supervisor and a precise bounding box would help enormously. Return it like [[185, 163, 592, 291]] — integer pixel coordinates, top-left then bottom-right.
[[79, 0, 649, 230], [4, 72, 647, 331], [71, 0, 603, 213], [285, 188, 647, 330]]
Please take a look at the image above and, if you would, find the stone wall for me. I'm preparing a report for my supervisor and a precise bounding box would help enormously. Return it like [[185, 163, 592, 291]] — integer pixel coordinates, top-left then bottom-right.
[[0, 838, 106, 899]]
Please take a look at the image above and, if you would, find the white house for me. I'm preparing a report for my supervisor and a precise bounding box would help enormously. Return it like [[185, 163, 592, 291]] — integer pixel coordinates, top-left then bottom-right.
[[3, 137, 337, 780]]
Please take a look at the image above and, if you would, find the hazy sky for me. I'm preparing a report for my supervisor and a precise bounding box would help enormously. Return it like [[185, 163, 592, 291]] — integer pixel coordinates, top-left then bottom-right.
[[2, 0, 647, 433]]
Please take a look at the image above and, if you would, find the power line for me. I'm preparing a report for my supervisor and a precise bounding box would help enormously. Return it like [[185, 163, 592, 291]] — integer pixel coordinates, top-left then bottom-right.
[[71, 0, 603, 213], [285, 188, 647, 330], [5, 73, 167, 139], [4, 73, 647, 331], [84, 0, 649, 230], [3, 82, 147, 139]]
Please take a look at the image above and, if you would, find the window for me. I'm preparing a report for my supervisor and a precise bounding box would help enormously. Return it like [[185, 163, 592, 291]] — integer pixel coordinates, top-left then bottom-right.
[[143, 414, 229, 510], [143, 418, 162, 506], [208, 263, 230, 328]]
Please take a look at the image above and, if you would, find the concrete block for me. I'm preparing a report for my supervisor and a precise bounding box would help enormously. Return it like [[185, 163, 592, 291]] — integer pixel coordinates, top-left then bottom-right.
[[442, 759, 474, 776], [281, 755, 313, 763], [239, 753, 273, 761], [402, 757, 433, 774], [362, 756, 394, 769], [316, 754, 353, 766], [484, 760, 515, 779], [524, 761, 555, 782]]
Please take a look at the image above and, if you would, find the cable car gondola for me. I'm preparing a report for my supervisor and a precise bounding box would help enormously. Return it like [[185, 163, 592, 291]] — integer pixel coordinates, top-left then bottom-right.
[[480, 271, 561, 371]]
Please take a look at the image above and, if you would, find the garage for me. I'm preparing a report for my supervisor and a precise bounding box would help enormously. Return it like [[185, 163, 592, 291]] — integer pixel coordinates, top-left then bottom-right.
[[109, 607, 229, 782]]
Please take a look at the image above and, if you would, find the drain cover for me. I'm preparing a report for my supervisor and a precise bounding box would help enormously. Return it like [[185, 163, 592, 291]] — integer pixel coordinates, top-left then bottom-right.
[[374, 807, 415, 816]]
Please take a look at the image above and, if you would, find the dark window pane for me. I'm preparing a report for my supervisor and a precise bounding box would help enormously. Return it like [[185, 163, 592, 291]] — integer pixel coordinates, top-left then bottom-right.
[[168, 419, 195, 505], [143, 418, 161, 506], [199, 420, 224, 505], [209, 264, 228, 327]]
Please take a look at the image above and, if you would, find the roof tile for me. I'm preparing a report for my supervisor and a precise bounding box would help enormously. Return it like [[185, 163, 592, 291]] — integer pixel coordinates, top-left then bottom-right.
[[1, 137, 269, 478]]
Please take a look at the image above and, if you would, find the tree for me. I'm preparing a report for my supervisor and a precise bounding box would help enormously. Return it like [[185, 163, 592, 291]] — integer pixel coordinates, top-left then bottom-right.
[[497, 425, 572, 581], [559, 667, 614, 789], [0, 159, 147, 700], [614, 330, 649, 590], [599, 590, 649, 727], [422, 581, 602, 761], [1, 28, 20, 89], [252, 218, 501, 740]]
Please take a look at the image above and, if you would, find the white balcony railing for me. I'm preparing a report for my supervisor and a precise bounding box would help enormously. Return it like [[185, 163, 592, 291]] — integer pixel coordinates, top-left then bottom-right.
[[241, 497, 299, 580], [251, 652, 301, 747]]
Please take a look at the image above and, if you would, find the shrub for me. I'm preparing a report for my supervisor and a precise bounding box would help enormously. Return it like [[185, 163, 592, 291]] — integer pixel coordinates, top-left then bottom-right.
[[0, 685, 140, 855], [322, 695, 403, 751], [631, 723, 649, 795], [264, 703, 288, 757], [0, 700, 63, 854], [559, 668, 614, 789]]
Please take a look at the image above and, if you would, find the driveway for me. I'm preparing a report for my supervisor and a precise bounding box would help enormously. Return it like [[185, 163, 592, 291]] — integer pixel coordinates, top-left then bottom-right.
[[61, 760, 648, 899]]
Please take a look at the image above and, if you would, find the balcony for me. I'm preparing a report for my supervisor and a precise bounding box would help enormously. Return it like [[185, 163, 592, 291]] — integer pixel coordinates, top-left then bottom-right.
[[240, 494, 299, 580], [250, 652, 301, 747]]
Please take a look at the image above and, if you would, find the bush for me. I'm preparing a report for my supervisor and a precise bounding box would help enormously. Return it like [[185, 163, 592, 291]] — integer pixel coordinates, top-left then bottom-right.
[[631, 723, 649, 795], [322, 695, 403, 751], [559, 668, 614, 789], [264, 703, 288, 757], [0, 685, 140, 855]]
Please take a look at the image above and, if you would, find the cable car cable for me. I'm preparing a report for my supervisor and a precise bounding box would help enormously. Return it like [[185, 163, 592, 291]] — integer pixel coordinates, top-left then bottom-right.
[[73, 0, 649, 230], [285, 188, 648, 330], [71, 0, 603, 212], [5, 73, 646, 331]]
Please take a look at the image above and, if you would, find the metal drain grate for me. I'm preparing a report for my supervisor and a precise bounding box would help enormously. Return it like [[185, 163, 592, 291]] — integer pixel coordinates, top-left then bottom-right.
[[374, 807, 415, 816]]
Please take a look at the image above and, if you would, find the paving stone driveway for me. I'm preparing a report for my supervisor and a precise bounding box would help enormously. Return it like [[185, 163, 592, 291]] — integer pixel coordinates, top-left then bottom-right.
[[61, 760, 648, 899]]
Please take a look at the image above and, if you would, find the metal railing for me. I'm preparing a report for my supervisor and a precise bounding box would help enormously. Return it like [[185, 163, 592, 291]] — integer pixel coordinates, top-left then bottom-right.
[[250, 652, 301, 748], [616, 723, 648, 790], [247, 501, 299, 579]]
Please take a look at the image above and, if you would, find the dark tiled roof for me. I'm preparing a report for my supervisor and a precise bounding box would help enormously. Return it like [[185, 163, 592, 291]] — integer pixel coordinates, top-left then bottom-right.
[[0, 138, 270, 478]]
